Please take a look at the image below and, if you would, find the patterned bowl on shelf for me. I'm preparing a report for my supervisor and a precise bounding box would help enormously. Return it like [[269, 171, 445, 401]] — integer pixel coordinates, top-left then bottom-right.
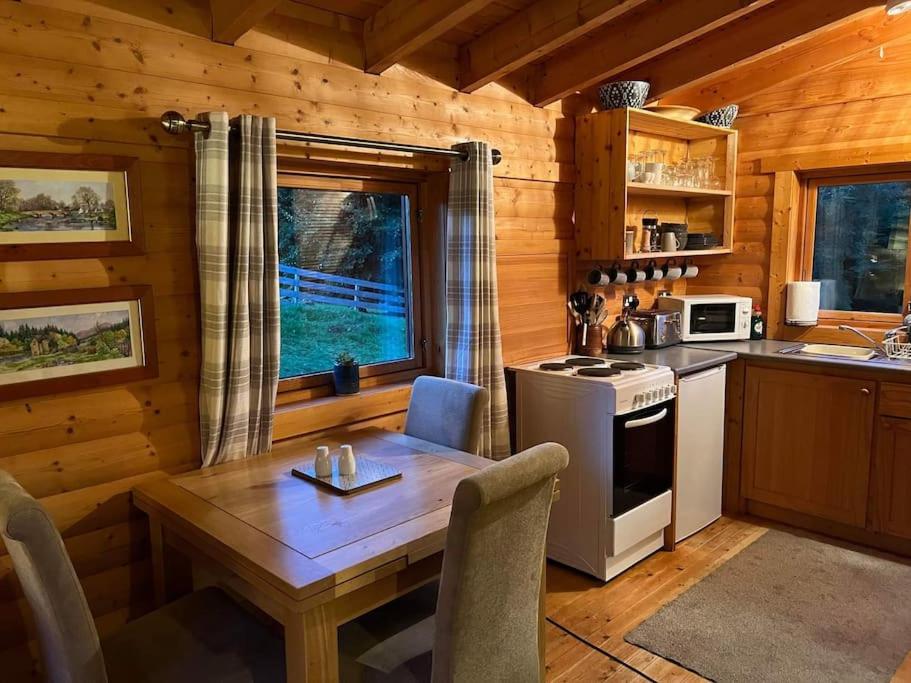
[[598, 80, 650, 111], [696, 104, 739, 128]]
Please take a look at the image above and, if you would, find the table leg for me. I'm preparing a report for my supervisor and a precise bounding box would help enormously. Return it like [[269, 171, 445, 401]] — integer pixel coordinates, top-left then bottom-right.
[[285, 602, 339, 683], [148, 516, 192, 606]]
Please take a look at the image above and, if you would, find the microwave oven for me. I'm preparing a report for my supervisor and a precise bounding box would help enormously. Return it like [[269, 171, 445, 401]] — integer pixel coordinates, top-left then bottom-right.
[[656, 295, 752, 342]]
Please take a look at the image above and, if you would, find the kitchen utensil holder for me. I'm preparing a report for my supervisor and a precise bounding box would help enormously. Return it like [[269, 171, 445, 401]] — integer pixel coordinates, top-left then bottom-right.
[[574, 322, 604, 355]]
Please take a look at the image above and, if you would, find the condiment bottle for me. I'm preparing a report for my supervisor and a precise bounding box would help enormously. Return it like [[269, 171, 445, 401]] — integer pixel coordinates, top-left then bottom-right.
[[750, 305, 765, 340], [315, 445, 331, 478], [338, 444, 356, 476]]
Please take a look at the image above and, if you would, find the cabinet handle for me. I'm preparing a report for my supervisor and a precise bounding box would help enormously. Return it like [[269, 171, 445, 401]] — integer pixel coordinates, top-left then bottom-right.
[[860, 388, 871, 396]]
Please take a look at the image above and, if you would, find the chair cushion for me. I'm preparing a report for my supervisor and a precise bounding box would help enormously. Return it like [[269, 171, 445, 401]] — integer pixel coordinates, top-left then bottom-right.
[[102, 587, 284, 683]]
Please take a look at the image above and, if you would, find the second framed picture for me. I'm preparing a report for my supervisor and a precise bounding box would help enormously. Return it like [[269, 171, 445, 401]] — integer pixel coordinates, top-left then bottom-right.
[[0, 286, 158, 400], [0, 150, 144, 260]]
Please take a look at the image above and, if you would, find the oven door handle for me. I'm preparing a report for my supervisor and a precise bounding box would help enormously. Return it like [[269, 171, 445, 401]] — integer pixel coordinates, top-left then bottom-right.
[[624, 408, 668, 430]]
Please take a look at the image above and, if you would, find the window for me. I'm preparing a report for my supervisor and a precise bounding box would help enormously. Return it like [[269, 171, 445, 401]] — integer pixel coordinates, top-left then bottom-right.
[[276, 174, 424, 389], [802, 173, 911, 322]]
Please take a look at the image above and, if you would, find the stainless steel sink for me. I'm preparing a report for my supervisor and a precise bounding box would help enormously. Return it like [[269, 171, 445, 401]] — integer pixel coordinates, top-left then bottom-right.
[[777, 343, 911, 366], [778, 343, 878, 361], [796, 344, 876, 360]]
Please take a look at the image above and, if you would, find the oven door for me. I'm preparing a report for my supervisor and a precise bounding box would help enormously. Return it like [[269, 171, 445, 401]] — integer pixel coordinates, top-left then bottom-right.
[[611, 401, 675, 518], [687, 302, 739, 337]]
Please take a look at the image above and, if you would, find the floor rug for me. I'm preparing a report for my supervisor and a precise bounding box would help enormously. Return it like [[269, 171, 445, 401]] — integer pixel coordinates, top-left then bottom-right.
[[626, 529, 911, 682]]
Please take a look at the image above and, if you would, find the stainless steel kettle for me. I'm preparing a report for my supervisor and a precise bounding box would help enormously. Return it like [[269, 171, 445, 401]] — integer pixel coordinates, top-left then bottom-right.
[[605, 309, 646, 354]]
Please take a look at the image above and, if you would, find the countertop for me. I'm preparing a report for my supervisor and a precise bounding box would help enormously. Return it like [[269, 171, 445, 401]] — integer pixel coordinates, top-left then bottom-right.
[[685, 339, 911, 376], [601, 346, 738, 377]]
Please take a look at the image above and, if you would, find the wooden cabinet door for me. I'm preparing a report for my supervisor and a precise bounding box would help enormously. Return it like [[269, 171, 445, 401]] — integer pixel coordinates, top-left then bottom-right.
[[870, 417, 911, 539], [741, 366, 875, 527]]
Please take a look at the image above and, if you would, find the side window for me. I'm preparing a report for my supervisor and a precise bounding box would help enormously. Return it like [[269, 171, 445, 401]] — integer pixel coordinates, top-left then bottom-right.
[[804, 174, 911, 319]]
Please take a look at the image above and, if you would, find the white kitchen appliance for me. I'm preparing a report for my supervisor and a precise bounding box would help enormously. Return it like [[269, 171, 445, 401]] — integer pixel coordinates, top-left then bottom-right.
[[657, 294, 752, 342], [674, 365, 726, 542], [513, 356, 677, 582]]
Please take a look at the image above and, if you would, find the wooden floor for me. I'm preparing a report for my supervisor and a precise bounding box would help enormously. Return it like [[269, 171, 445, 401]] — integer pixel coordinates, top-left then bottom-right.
[[542, 515, 911, 682]]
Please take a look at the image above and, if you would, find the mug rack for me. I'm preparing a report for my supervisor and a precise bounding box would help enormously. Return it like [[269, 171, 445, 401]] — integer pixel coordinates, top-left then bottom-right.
[[588, 258, 699, 287]]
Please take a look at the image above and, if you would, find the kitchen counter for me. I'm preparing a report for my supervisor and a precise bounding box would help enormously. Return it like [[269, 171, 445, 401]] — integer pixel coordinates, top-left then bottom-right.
[[684, 339, 911, 376], [601, 346, 738, 377]]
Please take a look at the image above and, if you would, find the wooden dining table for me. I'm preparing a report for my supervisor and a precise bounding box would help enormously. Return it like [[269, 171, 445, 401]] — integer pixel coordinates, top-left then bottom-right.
[[132, 426, 546, 682]]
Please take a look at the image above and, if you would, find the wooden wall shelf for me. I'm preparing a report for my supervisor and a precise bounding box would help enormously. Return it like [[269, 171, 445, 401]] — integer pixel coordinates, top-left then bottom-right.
[[625, 247, 732, 260], [627, 182, 732, 198], [575, 108, 738, 261]]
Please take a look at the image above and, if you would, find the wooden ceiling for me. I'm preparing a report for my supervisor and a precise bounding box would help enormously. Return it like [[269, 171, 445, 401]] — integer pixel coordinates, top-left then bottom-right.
[[208, 0, 897, 108]]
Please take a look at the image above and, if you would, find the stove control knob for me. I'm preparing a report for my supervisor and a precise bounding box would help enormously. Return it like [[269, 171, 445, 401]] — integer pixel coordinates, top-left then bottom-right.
[[647, 389, 656, 402], [662, 386, 670, 399]]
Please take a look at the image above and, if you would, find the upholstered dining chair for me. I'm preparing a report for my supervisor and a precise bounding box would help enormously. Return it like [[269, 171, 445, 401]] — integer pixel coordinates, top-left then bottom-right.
[[404, 376, 489, 455], [0, 469, 285, 682], [340, 441, 569, 682]]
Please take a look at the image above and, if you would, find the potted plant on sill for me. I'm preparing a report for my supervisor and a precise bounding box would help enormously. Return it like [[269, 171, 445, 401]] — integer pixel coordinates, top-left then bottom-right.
[[333, 351, 360, 395]]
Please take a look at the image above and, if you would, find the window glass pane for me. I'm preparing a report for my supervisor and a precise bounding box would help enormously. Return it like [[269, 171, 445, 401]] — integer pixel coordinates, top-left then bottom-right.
[[812, 180, 911, 314], [277, 185, 413, 379]]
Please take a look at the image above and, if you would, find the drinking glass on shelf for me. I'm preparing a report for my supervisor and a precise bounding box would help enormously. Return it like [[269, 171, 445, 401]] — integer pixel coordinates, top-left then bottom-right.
[[627, 155, 638, 182], [676, 159, 695, 187], [642, 149, 660, 184], [695, 157, 711, 189]]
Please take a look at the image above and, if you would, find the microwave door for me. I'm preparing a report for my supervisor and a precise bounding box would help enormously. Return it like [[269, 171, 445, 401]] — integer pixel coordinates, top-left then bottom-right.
[[689, 303, 737, 335], [611, 403, 675, 518]]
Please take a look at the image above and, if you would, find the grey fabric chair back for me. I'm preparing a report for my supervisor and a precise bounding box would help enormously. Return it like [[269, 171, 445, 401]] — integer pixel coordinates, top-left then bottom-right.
[[432, 442, 569, 682], [404, 376, 489, 455], [0, 470, 107, 683]]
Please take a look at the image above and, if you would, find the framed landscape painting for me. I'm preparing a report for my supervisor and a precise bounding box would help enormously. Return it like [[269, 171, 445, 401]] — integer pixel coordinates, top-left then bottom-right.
[[0, 286, 158, 400], [0, 151, 144, 260]]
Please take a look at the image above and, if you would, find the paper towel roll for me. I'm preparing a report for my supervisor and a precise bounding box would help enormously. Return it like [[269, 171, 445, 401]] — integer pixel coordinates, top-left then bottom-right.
[[786, 281, 821, 326]]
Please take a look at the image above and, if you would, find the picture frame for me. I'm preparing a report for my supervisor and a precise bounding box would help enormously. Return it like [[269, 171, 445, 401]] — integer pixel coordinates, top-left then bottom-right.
[[0, 151, 145, 260], [0, 286, 158, 400]]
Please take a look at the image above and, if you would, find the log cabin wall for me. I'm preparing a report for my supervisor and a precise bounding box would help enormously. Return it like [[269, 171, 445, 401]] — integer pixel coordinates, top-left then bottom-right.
[[685, 38, 911, 315], [0, 1, 571, 674]]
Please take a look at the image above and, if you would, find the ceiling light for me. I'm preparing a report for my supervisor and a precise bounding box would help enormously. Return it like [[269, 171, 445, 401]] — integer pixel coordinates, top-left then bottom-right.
[[886, 0, 911, 15]]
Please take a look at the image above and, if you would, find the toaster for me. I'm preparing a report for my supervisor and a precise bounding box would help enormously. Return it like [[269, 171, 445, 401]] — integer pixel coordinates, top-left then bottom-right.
[[628, 310, 681, 349]]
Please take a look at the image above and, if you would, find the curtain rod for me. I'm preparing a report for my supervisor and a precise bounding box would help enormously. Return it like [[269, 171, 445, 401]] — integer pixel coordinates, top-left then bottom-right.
[[159, 111, 503, 165]]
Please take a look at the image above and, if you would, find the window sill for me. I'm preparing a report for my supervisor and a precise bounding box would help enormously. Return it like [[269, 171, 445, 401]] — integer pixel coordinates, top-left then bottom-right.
[[272, 381, 414, 443]]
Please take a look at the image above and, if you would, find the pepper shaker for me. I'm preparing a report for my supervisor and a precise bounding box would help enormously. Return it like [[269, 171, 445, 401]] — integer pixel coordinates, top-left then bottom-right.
[[314, 445, 331, 478], [338, 444, 356, 476]]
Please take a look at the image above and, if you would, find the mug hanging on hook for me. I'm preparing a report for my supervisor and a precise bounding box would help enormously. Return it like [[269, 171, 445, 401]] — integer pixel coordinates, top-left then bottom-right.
[[681, 259, 699, 279], [587, 266, 610, 287], [665, 258, 683, 281], [645, 260, 664, 281], [627, 260, 646, 283]]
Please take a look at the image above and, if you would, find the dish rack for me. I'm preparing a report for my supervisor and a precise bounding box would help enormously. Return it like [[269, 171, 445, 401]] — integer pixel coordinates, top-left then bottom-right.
[[883, 333, 911, 360]]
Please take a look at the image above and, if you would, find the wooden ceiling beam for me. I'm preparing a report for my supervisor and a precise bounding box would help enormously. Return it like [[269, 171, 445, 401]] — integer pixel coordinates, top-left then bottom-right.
[[610, 0, 885, 105], [665, 8, 911, 112], [529, 0, 774, 107], [459, 0, 648, 94], [364, 0, 497, 75], [210, 0, 282, 44]]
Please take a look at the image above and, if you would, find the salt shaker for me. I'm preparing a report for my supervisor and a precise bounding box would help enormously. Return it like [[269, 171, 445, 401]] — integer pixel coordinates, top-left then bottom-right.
[[314, 445, 331, 478], [338, 444, 356, 476]]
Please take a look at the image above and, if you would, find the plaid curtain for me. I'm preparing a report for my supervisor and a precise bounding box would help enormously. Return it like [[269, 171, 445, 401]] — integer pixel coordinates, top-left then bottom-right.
[[445, 141, 511, 460], [195, 112, 280, 467]]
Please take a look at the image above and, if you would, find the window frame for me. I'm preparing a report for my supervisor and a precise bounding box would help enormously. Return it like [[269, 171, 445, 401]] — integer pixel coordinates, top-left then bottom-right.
[[275, 172, 427, 393], [798, 169, 911, 329]]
